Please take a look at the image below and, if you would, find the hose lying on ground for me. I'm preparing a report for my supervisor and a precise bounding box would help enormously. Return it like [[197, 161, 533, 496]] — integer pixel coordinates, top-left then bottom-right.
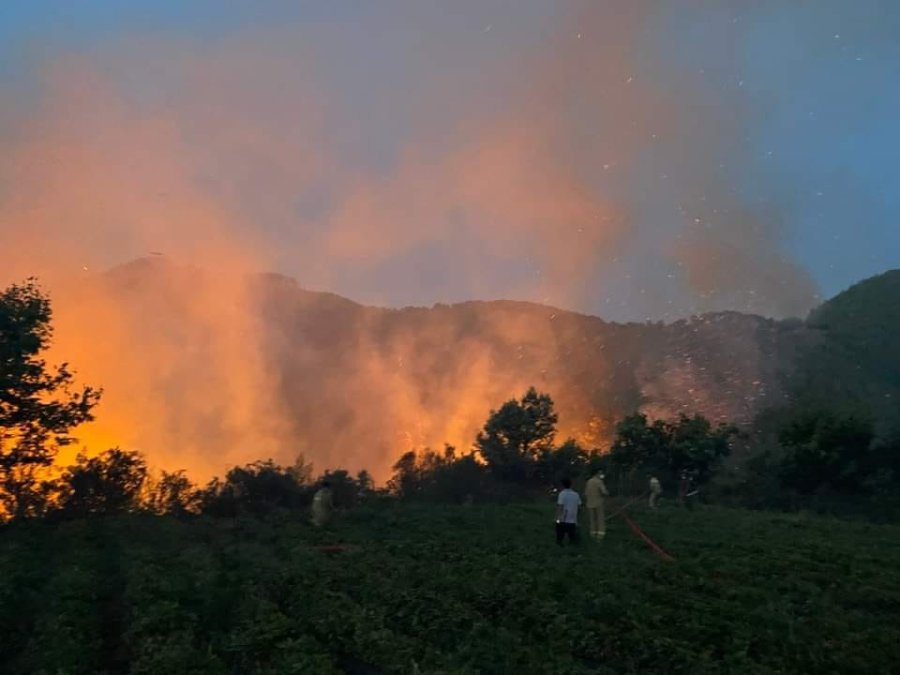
[[605, 491, 677, 563], [619, 512, 676, 563]]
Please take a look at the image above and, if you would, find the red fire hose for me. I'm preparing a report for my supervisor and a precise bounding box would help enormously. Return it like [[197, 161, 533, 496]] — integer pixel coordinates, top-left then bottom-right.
[[602, 491, 678, 562], [619, 511, 676, 563]]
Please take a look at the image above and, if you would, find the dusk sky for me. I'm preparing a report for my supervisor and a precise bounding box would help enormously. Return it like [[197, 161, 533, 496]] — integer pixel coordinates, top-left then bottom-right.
[[1, 1, 898, 321]]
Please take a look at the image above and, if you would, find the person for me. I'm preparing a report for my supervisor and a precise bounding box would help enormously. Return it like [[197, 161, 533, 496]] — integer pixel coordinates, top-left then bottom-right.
[[678, 471, 688, 506], [649, 476, 662, 509], [682, 471, 698, 510], [555, 477, 582, 545], [311, 479, 334, 527], [585, 468, 610, 539]]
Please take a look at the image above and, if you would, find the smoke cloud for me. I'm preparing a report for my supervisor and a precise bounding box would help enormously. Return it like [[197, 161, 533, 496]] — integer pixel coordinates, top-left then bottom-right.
[[0, 2, 821, 479]]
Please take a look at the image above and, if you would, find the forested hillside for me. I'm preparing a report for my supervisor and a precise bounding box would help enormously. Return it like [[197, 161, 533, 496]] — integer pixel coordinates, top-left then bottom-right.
[[51, 259, 897, 477]]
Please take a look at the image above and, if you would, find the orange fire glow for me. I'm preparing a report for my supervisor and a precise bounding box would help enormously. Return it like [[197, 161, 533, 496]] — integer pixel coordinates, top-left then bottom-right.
[[2, 3, 806, 483]]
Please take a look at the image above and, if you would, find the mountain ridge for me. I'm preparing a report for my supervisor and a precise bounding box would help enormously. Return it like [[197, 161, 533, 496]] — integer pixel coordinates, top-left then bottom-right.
[[54, 257, 898, 478]]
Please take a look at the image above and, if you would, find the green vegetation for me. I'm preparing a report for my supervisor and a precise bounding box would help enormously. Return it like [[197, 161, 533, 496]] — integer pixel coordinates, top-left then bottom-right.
[[608, 413, 738, 486], [786, 269, 900, 424], [2, 277, 900, 672], [3, 277, 899, 522], [1, 502, 899, 674], [727, 271, 900, 515]]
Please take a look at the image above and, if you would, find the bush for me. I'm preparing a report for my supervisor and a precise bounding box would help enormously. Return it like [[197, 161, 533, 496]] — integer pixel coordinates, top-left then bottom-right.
[[199, 460, 311, 517]]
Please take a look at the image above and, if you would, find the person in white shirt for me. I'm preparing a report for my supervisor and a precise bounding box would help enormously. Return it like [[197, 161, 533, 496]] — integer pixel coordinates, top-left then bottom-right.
[[555, 477, 582, 545], [585, 469, 610, 539]]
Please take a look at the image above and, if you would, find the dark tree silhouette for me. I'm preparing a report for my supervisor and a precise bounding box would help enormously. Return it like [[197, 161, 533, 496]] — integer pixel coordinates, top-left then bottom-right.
[[535, 438, 590, 486], [778, 409, 876, 495], [0, 280, 101, 518], [610, 412, 737, 485], [388, 445, 485, 502], [475, 387, 558, 482], [146, 469, 202, 516], [202, 459, 307, 516], [56, 448, 148, 517]]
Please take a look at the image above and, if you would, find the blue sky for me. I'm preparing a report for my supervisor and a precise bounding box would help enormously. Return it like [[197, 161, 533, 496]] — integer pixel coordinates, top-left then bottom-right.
[[1, 1, 897, 320]]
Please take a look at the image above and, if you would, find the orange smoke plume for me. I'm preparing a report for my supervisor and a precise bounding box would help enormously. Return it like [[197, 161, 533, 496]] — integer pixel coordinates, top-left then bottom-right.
[[0, 3, 816, 480]]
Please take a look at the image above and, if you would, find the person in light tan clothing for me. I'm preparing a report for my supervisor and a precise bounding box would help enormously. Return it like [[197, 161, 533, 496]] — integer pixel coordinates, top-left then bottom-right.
[[649, 476, 662, 508], [311, 479, 334, 527], [585, 468, 610, 539]]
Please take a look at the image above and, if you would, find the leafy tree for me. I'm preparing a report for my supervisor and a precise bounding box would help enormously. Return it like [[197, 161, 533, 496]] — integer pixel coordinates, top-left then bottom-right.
[[354, 469, 375, 501], [200, 459, 308, 516], [355, 469, 374, 492], [56, 448, 148, 517], [146, 469, 201, 516], [669, 414, 738, 484], [778, 408, 876, 495], [388, 446, 486, 502], [288, 452, 315, 486], [535, 438, 590, 486], [609, 412, 737, 486], [420, 446, 486, 502], [318, 468, 359, 508], [731, 405, 900, 513], [475, 387, 557, 482], [388, 447, 452, 499], [609, 413, 670, 471], [432, 453, 485, 502], [0, 281, 101, 518], [388, 450, 421, 498]]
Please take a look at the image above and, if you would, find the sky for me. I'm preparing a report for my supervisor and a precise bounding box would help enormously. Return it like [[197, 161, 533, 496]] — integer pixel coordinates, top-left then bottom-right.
[[1, 0, 898, 322]]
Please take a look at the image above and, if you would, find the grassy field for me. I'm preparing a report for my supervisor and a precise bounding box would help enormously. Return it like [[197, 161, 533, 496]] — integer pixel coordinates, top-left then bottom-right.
[[1, 501, 899, 674]]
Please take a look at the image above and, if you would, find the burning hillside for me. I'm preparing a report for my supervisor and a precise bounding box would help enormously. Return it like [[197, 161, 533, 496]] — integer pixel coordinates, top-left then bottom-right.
[[44, 258, 803, 481]]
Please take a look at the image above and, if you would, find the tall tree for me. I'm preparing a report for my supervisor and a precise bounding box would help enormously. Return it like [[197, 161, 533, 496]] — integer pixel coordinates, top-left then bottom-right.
[[388, 451, 422, 498], [476, 387, 558, 481], [0, 281, 101, 518], [669, 414, 738, 483]]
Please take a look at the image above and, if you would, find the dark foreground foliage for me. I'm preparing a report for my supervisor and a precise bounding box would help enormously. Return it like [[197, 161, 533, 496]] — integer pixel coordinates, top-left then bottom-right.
[[1, 502, 898, 674]]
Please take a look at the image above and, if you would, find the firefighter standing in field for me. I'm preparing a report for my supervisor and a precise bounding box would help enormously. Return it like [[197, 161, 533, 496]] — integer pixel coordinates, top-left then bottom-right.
[[678, 471, 687, 506], [585, 468, 610, 539], [678, 470, 698, 509], [649, 476, 662, 509], [311, 479, 334, 527]]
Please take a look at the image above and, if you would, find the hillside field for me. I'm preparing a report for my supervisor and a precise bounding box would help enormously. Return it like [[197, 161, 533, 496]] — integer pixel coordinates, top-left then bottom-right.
[[1, 502, 898, 674]]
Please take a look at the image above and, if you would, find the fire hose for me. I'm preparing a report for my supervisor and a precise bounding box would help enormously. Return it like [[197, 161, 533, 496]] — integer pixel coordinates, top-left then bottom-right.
[[620, 512, 676, 563], [606, 491, 677, 563], [605, 491, 649, 522]]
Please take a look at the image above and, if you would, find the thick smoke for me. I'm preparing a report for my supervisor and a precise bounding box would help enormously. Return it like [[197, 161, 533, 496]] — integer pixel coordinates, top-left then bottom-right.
[[0, 2, 820, 479]]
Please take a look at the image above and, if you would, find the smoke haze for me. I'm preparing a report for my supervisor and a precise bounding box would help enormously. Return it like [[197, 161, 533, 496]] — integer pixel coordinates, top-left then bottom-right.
[[0, 1, 855, 478]]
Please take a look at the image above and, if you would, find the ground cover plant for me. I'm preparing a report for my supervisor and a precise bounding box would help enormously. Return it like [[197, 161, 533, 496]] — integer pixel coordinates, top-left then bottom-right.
[[1, 500, 898, 674]]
